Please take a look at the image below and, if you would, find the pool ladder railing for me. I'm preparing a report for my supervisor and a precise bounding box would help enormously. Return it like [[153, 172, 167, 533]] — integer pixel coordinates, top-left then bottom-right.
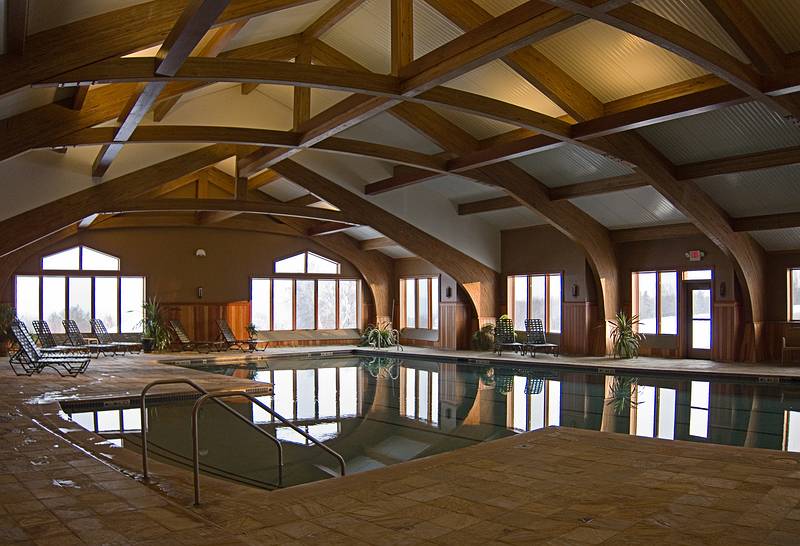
[[139, 379, 347, 505]]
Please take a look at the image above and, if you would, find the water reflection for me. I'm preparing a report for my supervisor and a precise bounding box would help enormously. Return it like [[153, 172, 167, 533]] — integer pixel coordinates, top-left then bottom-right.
[[62, 357, 800, 489]]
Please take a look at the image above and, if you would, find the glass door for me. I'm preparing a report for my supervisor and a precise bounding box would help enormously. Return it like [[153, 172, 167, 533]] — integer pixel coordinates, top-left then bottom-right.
[[686, 282, 712, 359]]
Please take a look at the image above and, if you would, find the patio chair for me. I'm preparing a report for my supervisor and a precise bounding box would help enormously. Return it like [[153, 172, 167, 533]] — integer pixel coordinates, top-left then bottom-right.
[[523, 318, 559, 358], [493, 317, 523, 356], [90, 319, 141, 354], [32, 320, 87, 355], [217, 318, 268, 352], [169, 320, 223, 353], [8, 320, 90, 377], [63, 319, 116, 358]]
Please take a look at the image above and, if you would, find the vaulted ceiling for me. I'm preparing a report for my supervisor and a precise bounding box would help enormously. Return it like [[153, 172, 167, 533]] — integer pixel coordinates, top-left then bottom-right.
[[1, 0, 799, 277]]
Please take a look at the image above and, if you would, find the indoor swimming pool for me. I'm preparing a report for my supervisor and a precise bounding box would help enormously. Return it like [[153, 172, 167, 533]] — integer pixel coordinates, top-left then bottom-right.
[[62, 355, 800, 489]]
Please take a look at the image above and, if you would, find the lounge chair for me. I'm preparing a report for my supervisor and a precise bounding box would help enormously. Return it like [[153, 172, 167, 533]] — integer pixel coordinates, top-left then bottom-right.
[[32, 320, 88, 355], [782, 327, 800, 364], [63, 319, 116, 357], [493, 317, 523, 356], [523, 318, 559, 357], [217, 318, 268, 352], [8, 321, 90, 377], [90, 319, 141, 354], [169, 320, 223, 353]]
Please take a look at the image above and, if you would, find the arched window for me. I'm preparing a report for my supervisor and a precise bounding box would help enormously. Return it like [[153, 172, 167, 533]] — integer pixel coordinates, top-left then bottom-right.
[[16, 246, 143, 334], [275, 251, 340, 274], [42, 245, 120, 271]]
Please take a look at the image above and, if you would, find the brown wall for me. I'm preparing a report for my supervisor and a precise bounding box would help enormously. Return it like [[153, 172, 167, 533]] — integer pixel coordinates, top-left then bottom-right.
[[764, 251, 800, 361], [7, 226, 372, 344]]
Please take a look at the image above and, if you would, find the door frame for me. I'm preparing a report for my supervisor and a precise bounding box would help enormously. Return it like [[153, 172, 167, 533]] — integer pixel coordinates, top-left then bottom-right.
[[684, 280, 712, 359]]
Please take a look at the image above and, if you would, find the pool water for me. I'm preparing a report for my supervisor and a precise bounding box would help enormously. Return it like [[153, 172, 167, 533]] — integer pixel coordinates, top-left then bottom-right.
[[63, 355, 800, 489]]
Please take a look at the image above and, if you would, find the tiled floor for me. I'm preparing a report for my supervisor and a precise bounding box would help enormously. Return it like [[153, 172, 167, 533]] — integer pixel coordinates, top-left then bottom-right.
[[2, 347, 800, 544]]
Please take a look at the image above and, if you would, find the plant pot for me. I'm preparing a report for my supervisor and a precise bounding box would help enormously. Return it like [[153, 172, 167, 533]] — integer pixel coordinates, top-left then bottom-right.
[[141, 338, 155, 353], [0, 339, 11, 357]]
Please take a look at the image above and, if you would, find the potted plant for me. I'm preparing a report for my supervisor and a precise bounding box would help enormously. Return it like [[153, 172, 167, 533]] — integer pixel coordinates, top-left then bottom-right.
[[0, 304, 15, 357], [140, 298, 170, 353], [359, 321, 402, 350], [608, 311, 646, 359], [245, 323, 259, 351], [471, 323, 495, 351]]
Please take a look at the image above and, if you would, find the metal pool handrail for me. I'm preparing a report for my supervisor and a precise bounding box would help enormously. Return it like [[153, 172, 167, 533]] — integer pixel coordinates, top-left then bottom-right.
[[139, 379, 283, 487], [191, 390, 347, 505]]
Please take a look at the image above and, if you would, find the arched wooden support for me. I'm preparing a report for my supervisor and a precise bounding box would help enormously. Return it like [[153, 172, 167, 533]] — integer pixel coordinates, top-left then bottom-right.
[[269, 159, 498, 322], [596, 133, 767, 361]]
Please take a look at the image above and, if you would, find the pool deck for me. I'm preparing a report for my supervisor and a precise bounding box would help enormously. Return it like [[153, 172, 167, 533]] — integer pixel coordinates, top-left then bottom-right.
[[2, 347, 800, 544]]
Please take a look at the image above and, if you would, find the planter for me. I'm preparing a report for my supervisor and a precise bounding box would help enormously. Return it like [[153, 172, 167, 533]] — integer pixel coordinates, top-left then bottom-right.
[[141, 338, 155, 353]]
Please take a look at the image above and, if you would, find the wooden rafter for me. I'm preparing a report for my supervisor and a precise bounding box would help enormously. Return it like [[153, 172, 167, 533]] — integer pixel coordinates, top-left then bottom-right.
[[286, 194, 321, 206], [6, 0, 29, 55], [307, 221, 356, 236], [91, 0, 231, 178], [360, 237, 395, 251], [293, 47, 313, 129], [424, 0, 602, 121], [391, 0, 413, 76], [732, 212, 800, 233], [610, 223, 702, 243], [153, 21, 248, 121], [675, 145, 800, 180]]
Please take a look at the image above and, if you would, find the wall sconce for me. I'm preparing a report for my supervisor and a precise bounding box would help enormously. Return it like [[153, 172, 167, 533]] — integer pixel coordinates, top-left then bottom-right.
[[195, 248, 206, 257], [572, 283, 579, 298], [719, 281, 726, 298], [197, 287, 204, 299], [445, 286, 452, 299]]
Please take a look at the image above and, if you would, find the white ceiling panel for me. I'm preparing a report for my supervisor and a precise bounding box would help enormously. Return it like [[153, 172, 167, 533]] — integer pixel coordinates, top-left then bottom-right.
[[342, 226, 384, 240], [512, 144, 635, 187], [475, 0, 528, 16], [638, 101, 800, 165], [443, 60, 566, 118], [636, 0, 748, 63], [696, 164, 800, 218], [749, 228, 800, 252], [535, 20, 707, 103], [258, 179, 307, 201], [744, 0, 800, 54], [28, 0, 150, 34], [418, 174, 503, 203], [380, 246, 417, 259], [340, 113, 443, 154], [413, 0, 463, 58], [571, 186, 687, 229], [227, 0, 339, 51], [322, 0, 390, 73], [428, 105, 517, 139]]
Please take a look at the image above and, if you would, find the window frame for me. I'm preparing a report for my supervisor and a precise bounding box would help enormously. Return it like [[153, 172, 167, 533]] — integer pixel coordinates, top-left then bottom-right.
[[789, 268, 800, 322], [631, 270, 679, 335], [16, 273, 145, 333], [273, 251, 341, 275], [506, 272, 563, 334], [250, 277, 361, 331], [399, 276, 439, 331], [42, 245, 120, 272]]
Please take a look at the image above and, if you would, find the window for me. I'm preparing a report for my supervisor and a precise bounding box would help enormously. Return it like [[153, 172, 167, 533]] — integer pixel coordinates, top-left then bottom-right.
[[632, 271, 678, 335], [689, 381, 710, 438], [509, 376, 560, 432], [42, 245, 119, 271], [790, 269, 800, 321], [683, 269, 712, 280], [507, 273, 562, 333], [250, 278, 360, 331], [401, 367, 439, 425], [400, 276, 439, 330], [275, 251, 340, 274]]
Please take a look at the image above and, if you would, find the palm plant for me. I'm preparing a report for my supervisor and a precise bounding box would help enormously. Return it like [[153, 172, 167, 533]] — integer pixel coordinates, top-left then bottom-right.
[[605, 376, 641, 415], [0, 304, 15, 356], [140, 297, 171, 352], [471, 323, 495, 351], [608, 311, 645, 359], [359, 321, 402, 350]]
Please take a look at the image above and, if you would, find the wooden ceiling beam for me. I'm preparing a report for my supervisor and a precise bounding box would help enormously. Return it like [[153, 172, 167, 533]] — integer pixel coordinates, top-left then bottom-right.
[[271, 159, 499, 319], [398, 1, 579, 95], [302, 0, 364, 42], [285, 194, 321, 206], [675, 145, 800, 180], [293, 46, 313, 129], [391, 0, 413, 76], [610, 223, 703, 243], [6, 0, 29, 55], [153, 20, 248, 121], [306, 221, 356, 236], [364, 166, 440, 196], [699, 0, 784, 75], [732, 212, 800, 233], [91, 0, 231, 178], [0, 0, 315, 97], [424, 0, 602, 121], [458, 196, 519, 216]]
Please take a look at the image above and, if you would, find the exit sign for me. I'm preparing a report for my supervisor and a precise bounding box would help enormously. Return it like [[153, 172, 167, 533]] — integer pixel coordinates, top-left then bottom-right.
[[686, 249, 704, 262]]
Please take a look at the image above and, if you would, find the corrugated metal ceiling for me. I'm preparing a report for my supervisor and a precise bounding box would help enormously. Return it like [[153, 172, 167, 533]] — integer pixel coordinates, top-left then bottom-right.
[[428, 105, 518, 139], [474, 0, 529, 17], [413, 0, 463, 58], [696, 164, 800, 218], [339, 112, 444, 154], [535, 20, 708, 103], [638, 101, 800, 165], [418, 174, 504, 203], [744, 0, 800, 53], [512, 144, 635, 188], [472, 207, 548, 231], [228, 0, 339, 50], [570, 186, 687, 229], [749, 228, 800, 252], [322, 0, 390, 73]]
